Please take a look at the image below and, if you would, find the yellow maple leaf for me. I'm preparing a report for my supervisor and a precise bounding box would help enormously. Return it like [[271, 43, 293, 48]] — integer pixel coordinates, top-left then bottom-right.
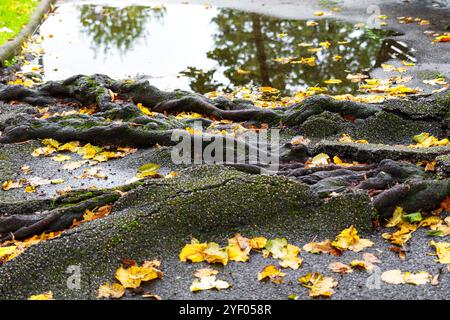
[[190, 275, 231, 292], [227, 234, 251, 262], [332, 225, 359, 250], [432, 35, 450, 43], [175, 112, 203, 119], [303, 239, 341, 255], [97, 282, 125, 299], [404, 271, 431, 285], [306, 20, 319, 27], [58, 141, 80, 152], [115, 263, 163, 289], [2, 179, 24, 191], [249, 237, 267, 250], [350, 260, 370, 270], [300, 56, 316, 67], [77, 143, 102, 160], [381, 270, 431, 285], [298, 272, 337, 297], [42, 138, 60, 148], [430, 241, 450, 264], [258, 265, 285, 284], [179, 239, 207, 263], [0, 246, 16, 260], [32, 146, 57, 157], [382, 222, 418, 246], [137, 103, 157, 116], [25, 185, 37, 193], [28, 291, 54, 300], [385, 207, 405, 227], [136, 163, 160, 179], [203, 242, 228, 265], [278, 244, 303, 270], [51, 154, 71, 162], [324, 79, 342, 84], [332, 226, 373, 252], [311, 153, 330, 166], [319, 41, 331, 49], [328, 262, 353, 274], [339, 133, 368, 144]]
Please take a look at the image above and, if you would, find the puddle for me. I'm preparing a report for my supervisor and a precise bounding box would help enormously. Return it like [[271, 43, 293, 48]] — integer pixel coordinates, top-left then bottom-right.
[[34, 1, 412, 95]]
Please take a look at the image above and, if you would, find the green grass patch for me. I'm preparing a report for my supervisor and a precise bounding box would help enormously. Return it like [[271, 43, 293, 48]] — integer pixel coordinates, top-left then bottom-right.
[[0, 0, 40, 46]]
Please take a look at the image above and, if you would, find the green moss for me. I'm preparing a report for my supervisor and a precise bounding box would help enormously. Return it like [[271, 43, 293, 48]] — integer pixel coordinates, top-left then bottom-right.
[[109, 236, 125, 246], [122, 220, 141, 231], [300, 112, 344, 138]]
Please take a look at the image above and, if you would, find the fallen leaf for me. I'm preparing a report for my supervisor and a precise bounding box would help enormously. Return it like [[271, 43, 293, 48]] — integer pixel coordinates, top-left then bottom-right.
[[62, 161, 84, 170], [227, 234, 251, 262], [403, 212, 423, 223], [324, 79, 342, 84], [303, 239, 341, 256], [28, 291, 54, 300], [58, 141, 80, 152], [328, 262, 353, 274], [404, 271, 431, 285], [0, 246, 16, 260], [137, 103, 157, 116], [115, 261, 163, 289], [142, 293, 161, 299], [190, 275, 231, 292], [310, 153, 330, 166], [203, 242, 228, 265], [432, 35, 450, 43], [298, 272, 337, 297], [179, 239, 207, 263], [332, 226, 373, 252], [193, 268, 218, 278], [381, 269, 404, 284], [51, 154, 71, 162], [430, 240, 450, 264], [306, 20, 319, 27], [249, 237, 267, 250], [136, 163, 161, 179], [2, 179, 24, 191], [339, 133, 368, 144], [258, 265, 285, 284], [350, 260, 370, 270], [97, 282, 125, 299], [381, 270, 431, 285]]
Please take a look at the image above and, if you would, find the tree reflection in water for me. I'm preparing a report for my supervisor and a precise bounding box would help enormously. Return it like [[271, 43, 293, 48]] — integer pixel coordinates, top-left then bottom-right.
[[77, 5, 402, 95], [184, 9, 396, 95], [78, 5, 166, 56]]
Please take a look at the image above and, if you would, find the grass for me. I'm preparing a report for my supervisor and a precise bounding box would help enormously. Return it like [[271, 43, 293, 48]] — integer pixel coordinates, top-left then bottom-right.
[[0, 0, 40, 46]]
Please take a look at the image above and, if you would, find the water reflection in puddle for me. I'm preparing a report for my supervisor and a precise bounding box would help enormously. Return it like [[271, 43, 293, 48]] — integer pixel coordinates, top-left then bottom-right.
[[37, 2, 410, 95]]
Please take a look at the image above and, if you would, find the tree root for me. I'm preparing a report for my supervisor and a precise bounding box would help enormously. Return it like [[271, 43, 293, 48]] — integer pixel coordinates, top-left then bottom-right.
[[279, 158, 448, 216], [0, 191, 120, 241], [0, 74, 448, 223]]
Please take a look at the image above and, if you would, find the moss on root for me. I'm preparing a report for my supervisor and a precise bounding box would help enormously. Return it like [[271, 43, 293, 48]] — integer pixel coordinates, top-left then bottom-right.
[[0, 165, 374, 299]]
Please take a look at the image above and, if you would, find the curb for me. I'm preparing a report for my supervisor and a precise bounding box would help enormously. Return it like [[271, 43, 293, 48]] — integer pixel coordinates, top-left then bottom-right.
[[0, 0, 55, 66]]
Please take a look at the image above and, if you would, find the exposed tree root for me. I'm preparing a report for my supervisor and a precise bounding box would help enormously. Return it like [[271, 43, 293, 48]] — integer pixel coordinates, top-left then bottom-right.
[[0, 74, 448, 231], [0, 190, 120, 241]]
